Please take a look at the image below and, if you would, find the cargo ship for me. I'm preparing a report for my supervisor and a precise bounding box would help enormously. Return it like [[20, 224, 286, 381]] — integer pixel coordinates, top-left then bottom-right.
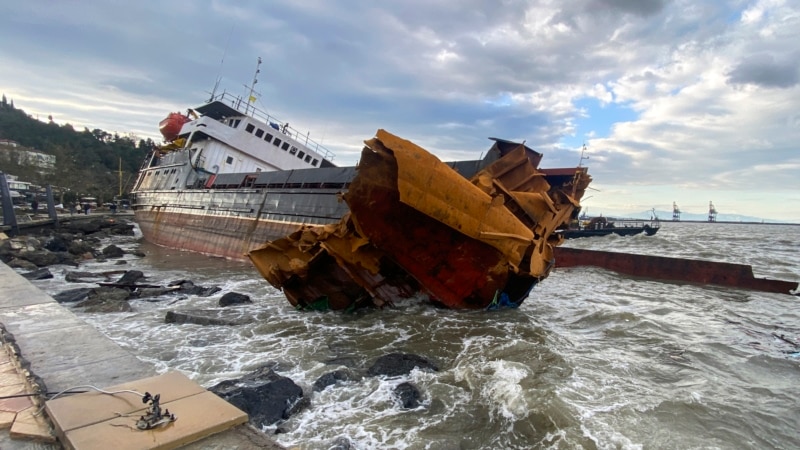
[[131, 62, 593, 308]]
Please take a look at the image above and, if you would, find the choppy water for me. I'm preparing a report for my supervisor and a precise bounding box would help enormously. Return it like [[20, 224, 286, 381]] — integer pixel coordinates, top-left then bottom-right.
[[31, 222, 800, 449]]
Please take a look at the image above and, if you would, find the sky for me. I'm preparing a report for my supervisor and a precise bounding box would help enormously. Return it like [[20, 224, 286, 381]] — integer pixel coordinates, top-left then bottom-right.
[[2, 1, 799, 222]]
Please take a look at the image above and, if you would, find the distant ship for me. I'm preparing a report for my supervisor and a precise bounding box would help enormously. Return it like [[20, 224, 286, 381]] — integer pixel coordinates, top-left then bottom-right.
[[559, 215, 660, 239], [131, 62, 593, 309]]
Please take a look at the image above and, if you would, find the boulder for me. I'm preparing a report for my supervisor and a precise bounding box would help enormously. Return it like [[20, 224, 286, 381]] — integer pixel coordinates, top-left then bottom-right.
[[313, 369, 358, 392], [394, 382, 422, 409], [18, 250, 60, 267], [367, 353, 439, 377], [164, 309, 254, 326], [62, 219, 103, 234], [84, 287, 131, 303], [22, 268, 53, 280], [329, 437, 353, 450], [115, 270, 145, 286], [68, 240, 95, 256], [219, 292, 252, 307], [53, 288, 93, 303], [210, 366, 306, 428], [75, 287, 132, 312], [65, 271, 101, 282], [82, 299, 132, 313], [44, 235, 70, 252], [168, 280, 221, 297], [101, 244, 125, 258], [7, 258, 38, 271]]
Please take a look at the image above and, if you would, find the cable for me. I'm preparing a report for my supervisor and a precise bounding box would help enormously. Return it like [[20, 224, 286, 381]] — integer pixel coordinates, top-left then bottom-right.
[[47, 385, 146, 402]]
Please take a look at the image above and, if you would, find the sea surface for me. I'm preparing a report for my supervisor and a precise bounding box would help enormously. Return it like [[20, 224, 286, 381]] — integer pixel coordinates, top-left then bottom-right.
[[31, 222, 800, 449]]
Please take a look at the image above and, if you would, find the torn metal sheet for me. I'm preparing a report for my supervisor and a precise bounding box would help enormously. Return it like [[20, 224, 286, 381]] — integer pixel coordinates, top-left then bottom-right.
[[248, 130, 592, 310]]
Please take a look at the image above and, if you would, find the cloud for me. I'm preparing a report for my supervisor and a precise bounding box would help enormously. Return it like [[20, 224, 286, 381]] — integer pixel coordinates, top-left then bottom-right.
[[1, 0, 799, 221], [727, 53, 800, 88]]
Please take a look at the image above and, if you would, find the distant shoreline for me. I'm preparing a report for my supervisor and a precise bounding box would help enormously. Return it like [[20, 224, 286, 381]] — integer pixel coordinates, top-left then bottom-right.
[[661, 220, 800, 226]]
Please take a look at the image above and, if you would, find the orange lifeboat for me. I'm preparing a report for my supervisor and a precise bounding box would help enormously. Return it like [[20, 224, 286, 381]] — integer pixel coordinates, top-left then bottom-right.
[[159, 112, 191, 142]]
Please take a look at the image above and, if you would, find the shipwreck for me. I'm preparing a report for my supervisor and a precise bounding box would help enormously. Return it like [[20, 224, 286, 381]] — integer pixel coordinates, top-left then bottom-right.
[[248, 130, 592, 310]]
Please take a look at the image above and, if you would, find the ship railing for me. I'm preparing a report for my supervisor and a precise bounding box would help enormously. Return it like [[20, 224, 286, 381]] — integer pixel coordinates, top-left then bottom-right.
[[209, 91, 336, 162]]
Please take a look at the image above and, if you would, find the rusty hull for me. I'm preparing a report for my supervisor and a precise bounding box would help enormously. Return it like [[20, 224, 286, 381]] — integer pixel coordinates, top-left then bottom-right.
[[248, 130, 591, 310], [554, 247, 799, 295]]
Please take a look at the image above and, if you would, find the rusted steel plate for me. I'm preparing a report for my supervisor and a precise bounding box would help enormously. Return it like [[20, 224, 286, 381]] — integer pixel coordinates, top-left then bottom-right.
[[249, 130, 592, 310], [553, 247, 799, 295]]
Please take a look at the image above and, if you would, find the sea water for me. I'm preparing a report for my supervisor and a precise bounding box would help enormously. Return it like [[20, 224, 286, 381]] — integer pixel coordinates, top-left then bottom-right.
[[30, 222, 800, 449]]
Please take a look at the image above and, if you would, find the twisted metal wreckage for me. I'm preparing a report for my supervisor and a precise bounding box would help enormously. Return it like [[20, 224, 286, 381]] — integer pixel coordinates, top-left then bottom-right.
[[248, 130, 592, 310]]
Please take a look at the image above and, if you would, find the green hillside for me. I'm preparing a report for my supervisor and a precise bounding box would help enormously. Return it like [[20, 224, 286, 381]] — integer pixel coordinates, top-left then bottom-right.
[[0, 94, 155, 204]]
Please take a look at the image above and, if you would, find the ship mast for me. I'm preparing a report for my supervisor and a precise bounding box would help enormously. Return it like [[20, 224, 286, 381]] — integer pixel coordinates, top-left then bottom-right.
[[244, 57, 262, 115], [578, 143, 589, 167]]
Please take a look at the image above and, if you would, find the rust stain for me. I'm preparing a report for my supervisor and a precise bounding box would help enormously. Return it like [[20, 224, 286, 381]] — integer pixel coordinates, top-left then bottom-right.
[[248, 130, 591, 310]]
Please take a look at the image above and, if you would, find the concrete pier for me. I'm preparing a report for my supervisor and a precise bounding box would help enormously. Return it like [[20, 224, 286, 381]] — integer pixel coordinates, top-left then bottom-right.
[[0, 261, 283, 449]]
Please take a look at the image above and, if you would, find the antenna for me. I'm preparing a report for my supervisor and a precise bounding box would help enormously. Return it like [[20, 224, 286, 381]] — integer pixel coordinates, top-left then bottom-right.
[[578, 143, 589, 167], [209, 25, 234, 101], [244, 57, 262, 115]]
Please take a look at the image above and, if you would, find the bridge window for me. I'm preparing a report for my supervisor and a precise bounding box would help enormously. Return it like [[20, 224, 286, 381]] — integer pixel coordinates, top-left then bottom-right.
[[283, 143, 291, 151], [265, 133, 273, 143], [273, 138, 282, 147], [226, 156, 234, 164], [304, 155, 312, 163], [312, 158, 319, 166], [297, 151, 305, 159], [255, 128, 264, 138], [245, 123, 255, 133]]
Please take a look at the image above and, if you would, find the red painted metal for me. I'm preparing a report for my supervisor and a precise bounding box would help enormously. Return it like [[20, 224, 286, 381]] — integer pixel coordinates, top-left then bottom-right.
[[553, 247, 798, 295]]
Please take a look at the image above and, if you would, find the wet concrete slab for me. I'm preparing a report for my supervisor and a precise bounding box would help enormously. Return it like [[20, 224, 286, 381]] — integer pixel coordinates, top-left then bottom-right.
[[47, 371, 248, 450], [0, 261, 284, 449]]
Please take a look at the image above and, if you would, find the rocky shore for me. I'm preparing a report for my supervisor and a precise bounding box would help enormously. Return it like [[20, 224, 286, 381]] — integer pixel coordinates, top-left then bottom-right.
[[1, 217, 441, 449]]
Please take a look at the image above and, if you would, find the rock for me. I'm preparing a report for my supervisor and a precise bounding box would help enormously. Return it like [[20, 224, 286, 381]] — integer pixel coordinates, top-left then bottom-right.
[[168, 280, 221, 297], [101, 244, 125, 258], [52, 288, 93, 303], [7, 257, 38, 271], [164, 309, 254, 326], [329, 437, 353, 450], [82, 299, 132, 313], [135, 287, 175, 299], [219, 292, 252, 307], [394, 382, 422, 409], [210, 366, 306, 428], [25, 236, 43, 251], [130, 250, 146, 257], [107, 223, 135, 236], [367, 353, 439, 377], [75, 287, 132, 312], [85, 287, 131, 303], [62, 219, 103, 234], [313, 369, 358, 392], [18, 250, 60, 267], [65, 271, 100, 282], [68, 240, 95, 256], [44, 235, 70, 252], [22, 268, 53, 280], [115, 270, 145, 286]]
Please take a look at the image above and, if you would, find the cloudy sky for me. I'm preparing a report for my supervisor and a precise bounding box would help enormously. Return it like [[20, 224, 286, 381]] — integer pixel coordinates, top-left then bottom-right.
[[2, 1, 799, 221]]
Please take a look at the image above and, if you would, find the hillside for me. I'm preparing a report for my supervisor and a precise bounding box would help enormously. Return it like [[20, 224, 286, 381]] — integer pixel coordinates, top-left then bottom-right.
[[0, 94, 154, 204]]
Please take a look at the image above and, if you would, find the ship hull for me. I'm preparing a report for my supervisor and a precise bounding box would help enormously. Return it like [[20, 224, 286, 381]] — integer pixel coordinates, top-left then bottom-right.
[[133, 187, 349, 260]]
